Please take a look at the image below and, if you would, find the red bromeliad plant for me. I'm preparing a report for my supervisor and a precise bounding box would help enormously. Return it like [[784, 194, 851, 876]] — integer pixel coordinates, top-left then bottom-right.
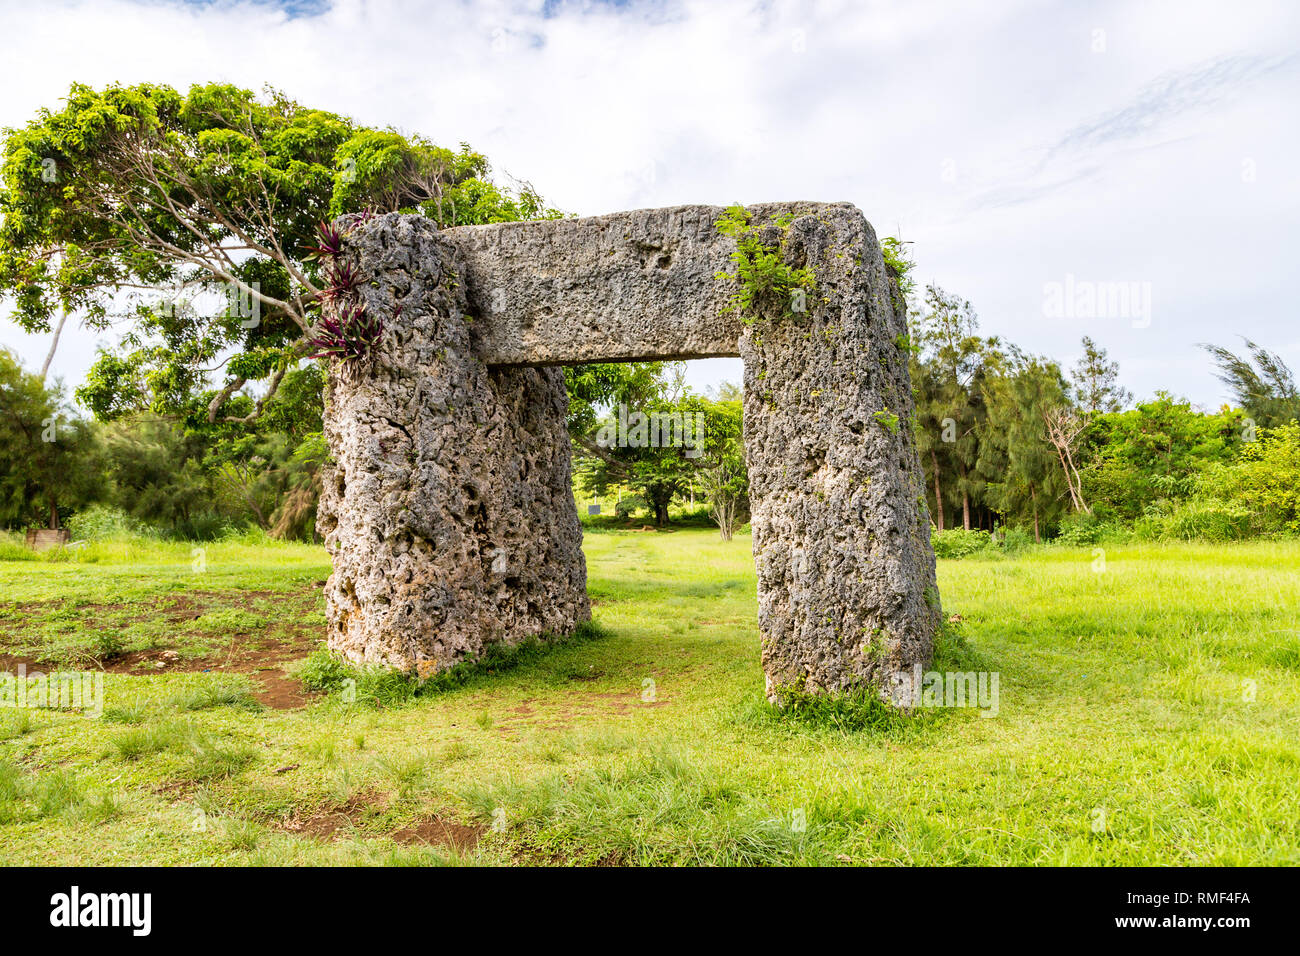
[[306, 302, 391, 364], [303, 220, 348, 261], [304, 211, 375, 262], [304, 216, 389, 372], [319, 261, 361, 303]]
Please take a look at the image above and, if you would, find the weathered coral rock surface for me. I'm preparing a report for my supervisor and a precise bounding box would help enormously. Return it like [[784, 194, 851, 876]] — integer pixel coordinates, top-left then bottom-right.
[[735, 207, 941, 700], [317, 203, 940, 700], [317, 215, 588, 674]]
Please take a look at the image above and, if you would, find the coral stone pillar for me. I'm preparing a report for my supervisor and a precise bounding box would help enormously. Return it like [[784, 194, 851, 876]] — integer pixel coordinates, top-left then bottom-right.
[[737, 206, 942, 702], [316, 214, 589, 676]]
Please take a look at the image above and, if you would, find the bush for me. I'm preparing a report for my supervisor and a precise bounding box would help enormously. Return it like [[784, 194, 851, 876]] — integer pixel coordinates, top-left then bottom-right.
[[1054, 512, 1129, 547], [1136, 498, 1257, 542], [997, 527, 1036, 554], [63, 505, 143, 541], [931, 528, 994, 559], [614, 495, 647, 519], [174, 513, 242, 541], [1195, 422, 1300, 534]]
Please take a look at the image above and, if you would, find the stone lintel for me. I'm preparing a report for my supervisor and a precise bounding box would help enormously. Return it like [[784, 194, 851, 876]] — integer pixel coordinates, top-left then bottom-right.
[[444, 202, 858, 366]]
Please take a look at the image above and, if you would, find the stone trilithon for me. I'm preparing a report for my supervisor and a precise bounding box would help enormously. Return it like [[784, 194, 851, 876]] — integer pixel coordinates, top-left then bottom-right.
[[315, 202, 941, 701]]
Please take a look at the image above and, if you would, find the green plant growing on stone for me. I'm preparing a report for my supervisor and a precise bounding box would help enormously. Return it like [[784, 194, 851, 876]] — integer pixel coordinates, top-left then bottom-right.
[[881, 236, 916, 298], [714, 205, 815, 324]]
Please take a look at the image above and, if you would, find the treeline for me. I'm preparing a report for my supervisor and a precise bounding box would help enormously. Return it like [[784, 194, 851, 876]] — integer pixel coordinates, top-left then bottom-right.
[[2, 83, 1294, 548], [1, 351, 326, 540], [4, 291, 1297, 548], [899, 244, 1300, 545]]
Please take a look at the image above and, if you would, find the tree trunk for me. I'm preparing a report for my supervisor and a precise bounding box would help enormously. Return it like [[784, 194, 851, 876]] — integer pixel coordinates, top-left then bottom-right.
[[959, 461, 971, 530], [40, 310, 69, 382], [1052, 445, 1081, 513], [48, 496, 59, 530], [1030, 485, 1040, 543], [1063, 445, 1090, 514], [654, 500, 669, 526]]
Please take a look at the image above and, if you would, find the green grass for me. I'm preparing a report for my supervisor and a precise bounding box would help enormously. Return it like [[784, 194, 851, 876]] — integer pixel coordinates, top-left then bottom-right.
[[0, 531, 1297, 865]]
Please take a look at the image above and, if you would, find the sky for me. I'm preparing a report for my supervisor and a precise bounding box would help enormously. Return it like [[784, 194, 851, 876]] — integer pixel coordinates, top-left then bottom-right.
[[1, 0, 1297, 408]]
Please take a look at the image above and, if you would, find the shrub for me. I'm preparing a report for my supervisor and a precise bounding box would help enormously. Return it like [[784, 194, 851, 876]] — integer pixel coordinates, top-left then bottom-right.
[[714, 205, 816, 323], [998, 527, 1036, 554], [1196, 422, 1300, 534], [1053, 512, 1128, 546], [63, 505, 142, 541], [931, 528, 994, 559], [614, 495, 647, 519], [1138, 498, 1257, 542]]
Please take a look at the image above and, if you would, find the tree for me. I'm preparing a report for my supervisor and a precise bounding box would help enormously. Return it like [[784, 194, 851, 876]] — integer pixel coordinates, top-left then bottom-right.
[[1080, 393, 1240, 520], [910, 284, 999, 530], [0, 82, 556, 427], [694, 398, 747, 540], [1071, 335, 1131, 416], [1202, 338, 1300, 428], [0, 350, 101, 528], [268, 431, 328, 541], [98, 415, 213, 536], [708, 380, 744, 403], [979, 352, 1071, 541], [564, 361, 666, 445], [94, 365, 328, 540], [576, 390, 741, 527], [1042, 404, 1090, 515]]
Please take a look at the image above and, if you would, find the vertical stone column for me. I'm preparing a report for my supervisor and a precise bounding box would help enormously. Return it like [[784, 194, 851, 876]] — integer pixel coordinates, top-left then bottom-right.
[[739, 205, 941, 703], [315, 214, 589, 676]]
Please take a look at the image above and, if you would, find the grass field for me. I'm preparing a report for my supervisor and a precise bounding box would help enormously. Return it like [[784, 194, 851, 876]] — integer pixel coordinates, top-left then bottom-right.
[[1, 530, 1297, 865]]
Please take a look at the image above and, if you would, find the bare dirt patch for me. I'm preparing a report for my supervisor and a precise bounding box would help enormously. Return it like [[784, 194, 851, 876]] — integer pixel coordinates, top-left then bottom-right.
[[277, 792, 483, 852], [0, 652, 43, 672], [0, 586, 326, 709], [391, 817, 484, 852], [280, 791, 390, 840]]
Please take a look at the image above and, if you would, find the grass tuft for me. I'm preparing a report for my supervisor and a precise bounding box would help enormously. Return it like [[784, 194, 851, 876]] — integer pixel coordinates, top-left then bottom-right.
[[167, 677, 263, 713]]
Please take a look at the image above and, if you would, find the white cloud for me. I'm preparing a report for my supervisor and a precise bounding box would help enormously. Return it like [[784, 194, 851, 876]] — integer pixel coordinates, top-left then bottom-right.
[[1, 0, 1297, 406]]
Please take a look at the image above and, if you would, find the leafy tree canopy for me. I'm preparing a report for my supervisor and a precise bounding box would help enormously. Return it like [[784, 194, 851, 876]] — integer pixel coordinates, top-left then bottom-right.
[[0, 81, 556, 428], [0, 349, 101, 528]]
